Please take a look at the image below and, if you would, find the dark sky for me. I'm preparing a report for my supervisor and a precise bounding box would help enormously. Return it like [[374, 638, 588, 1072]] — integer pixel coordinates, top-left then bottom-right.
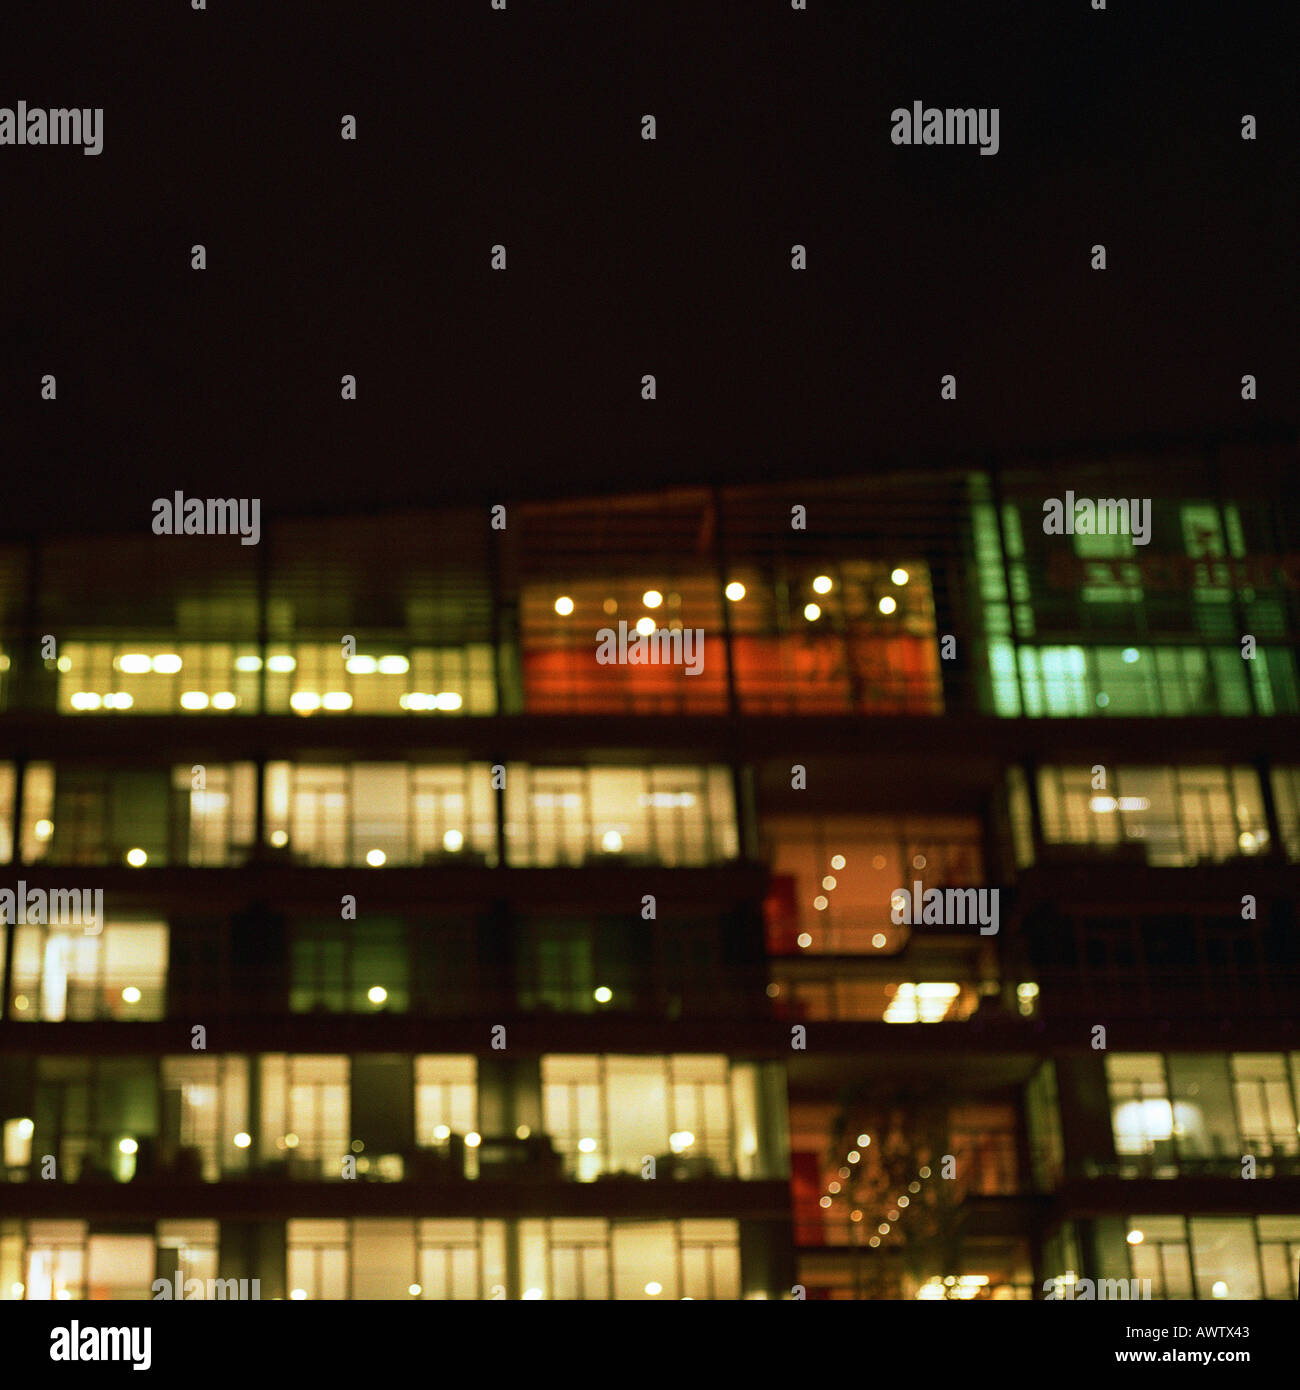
[[1, 0, 1295, 535]]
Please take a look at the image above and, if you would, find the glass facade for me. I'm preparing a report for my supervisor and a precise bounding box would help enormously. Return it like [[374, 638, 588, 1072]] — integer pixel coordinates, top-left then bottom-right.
[[9, 919, 168, 1022], [1106, 1053, 1300, 1175], [1032, 765, 1274, 867], [973, 471, 1300, 718], [0, 471, 1290, 722], [2, 454, 1297, 1299]]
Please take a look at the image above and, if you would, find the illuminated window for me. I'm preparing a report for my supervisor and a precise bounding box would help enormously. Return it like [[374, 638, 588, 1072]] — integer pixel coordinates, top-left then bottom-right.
[[975, 490, 1300, 717], [1106, 1055, 1177, 1163], [1126, 1216, 1194, 1299], [85, 1235, 156, 1301], [10, 920, 167, 1022], [1258, 1217, 1300, 1299], [18, 764, 254, 868], [1164, 1055, 1238, 1161], [155, 1221, 219, 1297], [1270, 769, 1300, 862], [22, 1222, 87, 1302], [505, 765, 737, 867], [1231, 1054, 1300, 1157], [56, 641, 261, 715], [350, 1220, 419, 1301], [541, 1055, 761, 1179], [172, 764, 257, 865], [415, 1058, 477, 1147], [282, 1216, 738, 1301], [290, 917, 408, 1013], [514, 1218, 740, 1300], [727, 558, 941, 715], [286, 1220, 349, 1300], [264, 762, 496, 867], [262, 642, 494, 716], [259, 1057, 349, 1179], [949, 1106, 1020, 1194], [1189, 1218, 1262, 1301], [30, 1058, 157, 1184], [1036, 765, 1267, 867], [418, 1220, 506, 1301], [160, 1058, 250, 1182], [762, 814, 983, 953], [0, 763, 13, 862]]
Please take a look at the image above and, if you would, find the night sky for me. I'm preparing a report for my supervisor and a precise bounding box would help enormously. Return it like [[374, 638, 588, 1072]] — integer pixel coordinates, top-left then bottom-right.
[[1, 0, 1295, 536]]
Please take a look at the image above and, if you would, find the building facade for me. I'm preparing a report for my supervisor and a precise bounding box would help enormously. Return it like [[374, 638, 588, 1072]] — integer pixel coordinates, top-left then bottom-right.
[[1, 434, 1298, 1299]]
